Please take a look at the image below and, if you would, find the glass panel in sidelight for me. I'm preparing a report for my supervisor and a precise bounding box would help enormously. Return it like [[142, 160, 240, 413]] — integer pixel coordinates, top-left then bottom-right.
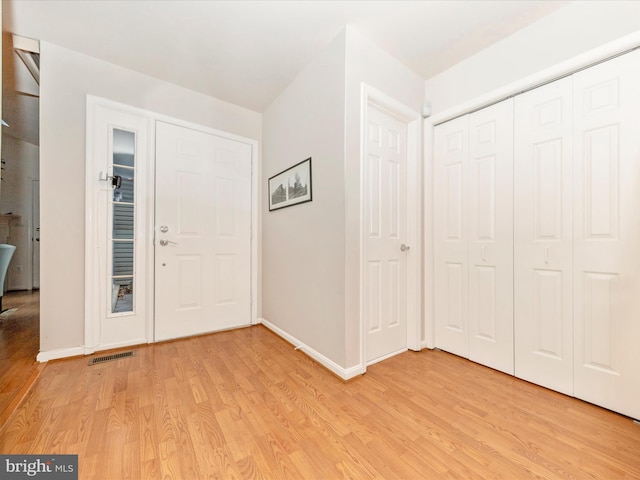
[[113, 204, 134, 240], [112, 277, 134, 314], [112, 241, 134, 277]]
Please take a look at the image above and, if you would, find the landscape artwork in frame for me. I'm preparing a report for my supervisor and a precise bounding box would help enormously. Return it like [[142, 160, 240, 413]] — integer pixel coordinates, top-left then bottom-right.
[[268, 157, 312, 211]]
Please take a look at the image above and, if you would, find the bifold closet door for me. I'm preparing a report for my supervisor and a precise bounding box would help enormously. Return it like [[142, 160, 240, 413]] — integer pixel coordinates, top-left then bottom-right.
[[468, 100, 514, 375], [572, 49, 640, 420], [434, 115, 469, 358], [434, 99, 514, 374], [514, 77, 574, 395]]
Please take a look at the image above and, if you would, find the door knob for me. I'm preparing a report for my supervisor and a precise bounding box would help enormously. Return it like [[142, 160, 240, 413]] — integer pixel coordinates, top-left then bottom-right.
[[159, 225, 169, 233], [159, 239, 177, 246], [400, 244, 410, 252]]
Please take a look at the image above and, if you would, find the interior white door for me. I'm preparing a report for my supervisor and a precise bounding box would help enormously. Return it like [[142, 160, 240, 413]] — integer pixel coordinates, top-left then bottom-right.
[[434, 115, 469, 358], [572, 49, 640, 420], [468, 99, 514, 374], [155, 122, 252, 342], [365, 104, 409, 363], [514, 77, 574, 395]]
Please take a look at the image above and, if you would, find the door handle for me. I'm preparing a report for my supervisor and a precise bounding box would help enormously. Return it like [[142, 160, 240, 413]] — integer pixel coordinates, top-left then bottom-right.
[[159, 239, 177, 246], [400, 244, 410, 252]]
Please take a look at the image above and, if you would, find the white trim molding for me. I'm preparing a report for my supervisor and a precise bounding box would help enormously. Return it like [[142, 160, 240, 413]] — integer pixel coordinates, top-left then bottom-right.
[[423, 119, 436, 350], [37, 346, 85, 363], [429, 31, 640, 127], [260, 318, 365, 381]]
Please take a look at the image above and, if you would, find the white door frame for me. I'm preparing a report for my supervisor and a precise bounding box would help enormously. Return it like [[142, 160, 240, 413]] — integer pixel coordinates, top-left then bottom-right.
[[423, 32, 640, 350], [31, 178, 39, 290], [85, 95, 260, 354], [360, 84, 422, 368]]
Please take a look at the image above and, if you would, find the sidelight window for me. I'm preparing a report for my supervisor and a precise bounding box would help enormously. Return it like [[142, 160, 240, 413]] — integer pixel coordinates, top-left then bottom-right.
[[111, 129, 136, 314]]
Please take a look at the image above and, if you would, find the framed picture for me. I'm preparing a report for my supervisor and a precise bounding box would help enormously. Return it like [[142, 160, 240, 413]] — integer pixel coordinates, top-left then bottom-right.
[[268, 157, 313, 211]]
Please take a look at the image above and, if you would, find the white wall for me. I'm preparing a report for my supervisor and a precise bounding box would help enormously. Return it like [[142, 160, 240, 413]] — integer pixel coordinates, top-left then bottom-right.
[[39, 42, 261, 354], [262, 30, 347, 366], [262, 27, 424, 372], [343, 28, 425, 368], [0, 134, 38, 290], [426, 1, 640, 115]]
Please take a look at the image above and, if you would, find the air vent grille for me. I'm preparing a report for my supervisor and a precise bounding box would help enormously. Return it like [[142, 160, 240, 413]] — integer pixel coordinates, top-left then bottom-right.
[[88, 350, 135, 365]]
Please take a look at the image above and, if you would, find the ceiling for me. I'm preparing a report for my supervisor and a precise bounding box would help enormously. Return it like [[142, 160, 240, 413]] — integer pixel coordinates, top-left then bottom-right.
[[2, 0, 569, 146]]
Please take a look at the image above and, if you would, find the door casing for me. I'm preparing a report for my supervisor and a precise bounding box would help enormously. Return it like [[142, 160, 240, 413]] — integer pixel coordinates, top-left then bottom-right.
[[32, 179, 40, 289]]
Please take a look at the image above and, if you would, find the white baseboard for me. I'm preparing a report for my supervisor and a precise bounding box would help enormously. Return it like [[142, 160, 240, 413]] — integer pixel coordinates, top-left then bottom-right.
[[38, 338, 149, 362], [37, 346, 85, 363], [83, 338, 148, 356], [259, 318, 365, 381]]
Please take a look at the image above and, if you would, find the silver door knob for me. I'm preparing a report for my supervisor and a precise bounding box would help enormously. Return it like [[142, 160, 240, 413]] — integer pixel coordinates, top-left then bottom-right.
[[159, 239, 177, 246], [400, 244, 410, 252]]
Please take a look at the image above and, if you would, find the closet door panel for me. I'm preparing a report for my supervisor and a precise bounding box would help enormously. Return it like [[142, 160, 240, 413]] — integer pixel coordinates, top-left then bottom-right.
[[514, 77, 574, 395], [434, 116, 469, 358], [573, 49, 640, 420], [468, 99, 514, 374]]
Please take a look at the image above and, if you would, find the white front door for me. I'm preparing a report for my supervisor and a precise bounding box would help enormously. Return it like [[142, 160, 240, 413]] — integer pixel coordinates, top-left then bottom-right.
[[364, 104, 409, 363], [155, 121, 252, 341]]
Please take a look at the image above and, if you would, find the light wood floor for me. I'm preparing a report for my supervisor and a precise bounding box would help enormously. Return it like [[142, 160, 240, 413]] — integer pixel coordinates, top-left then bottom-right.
[[1, 320, 639, 479], [0, 290, 43, 427]]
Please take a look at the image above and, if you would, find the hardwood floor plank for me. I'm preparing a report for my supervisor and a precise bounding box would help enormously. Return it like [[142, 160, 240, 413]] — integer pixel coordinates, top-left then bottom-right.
[[2, 324, 640, 479], [0, 291, 41, 427]]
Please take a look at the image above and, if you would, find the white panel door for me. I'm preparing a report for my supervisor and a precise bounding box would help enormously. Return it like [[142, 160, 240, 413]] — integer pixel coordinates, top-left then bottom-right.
[[434, 115, 469, 358], [514, 77, 574, 395], [365, 104, 409, 363], [468, 99, 514, 374], [572, 50, 640, 420], [155, 121, 252, 341]]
